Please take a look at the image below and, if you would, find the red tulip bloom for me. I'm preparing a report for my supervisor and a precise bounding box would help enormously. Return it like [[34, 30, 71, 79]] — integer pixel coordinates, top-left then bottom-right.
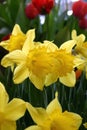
[[79, 16, 87, 29], [72, 0, 87, 19], [25, 3, 39, 19], [32, 0, 54, 14]]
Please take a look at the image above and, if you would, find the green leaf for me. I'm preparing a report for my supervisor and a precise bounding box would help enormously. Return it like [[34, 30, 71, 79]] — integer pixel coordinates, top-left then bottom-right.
[[7, 0, 20, 25]]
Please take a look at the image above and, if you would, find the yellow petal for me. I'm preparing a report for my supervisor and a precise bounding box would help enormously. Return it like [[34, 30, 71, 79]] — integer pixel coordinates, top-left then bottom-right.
[[0, 41, 9, 50], [26, 29, 35, 40], [72, 30, 85, 46], [45, 73, 58, 86], [59, 71, 76, 87], [22, 29, 35, 54], [0, 82, 9, 111], [43, 40, 58, 52], [26, 102, 48, 125], [5, 98, 26, 121], [1, 50, 26, 67], [46, 92, 62, 114], [12, 24, 24, 35], [1, 121, 16, 130], [60, 40, 76, 53], [13, 64, 29, 84], [25, 125, 42, 130], [29, 72, 45, 90], [61, 111, 82, 130], [83, 122, 87, 128], [74, 56, 85, 68]]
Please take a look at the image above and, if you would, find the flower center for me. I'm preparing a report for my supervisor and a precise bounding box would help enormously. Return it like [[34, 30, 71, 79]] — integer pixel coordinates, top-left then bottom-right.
[[54, 49, 75, 77], [26, 46, 56, 77]]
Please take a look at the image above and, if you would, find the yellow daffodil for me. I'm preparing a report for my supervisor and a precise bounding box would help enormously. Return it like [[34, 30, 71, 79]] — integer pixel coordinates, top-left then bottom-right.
[[1, 36, 84, 89], [25, 92, 82, 130], [0, 24, 35, 52], [44, 40, 84, 87], [0, 82, 26, 130], [71, 30, 87, 57], [71, 30, 87, 78]]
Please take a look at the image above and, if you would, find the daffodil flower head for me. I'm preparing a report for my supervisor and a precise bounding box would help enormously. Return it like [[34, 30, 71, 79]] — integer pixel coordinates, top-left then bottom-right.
[[25, 91, 82, 130], [72, 30, 85, 46], [0, 24, 35, 52], [0, 82, 26, 130]]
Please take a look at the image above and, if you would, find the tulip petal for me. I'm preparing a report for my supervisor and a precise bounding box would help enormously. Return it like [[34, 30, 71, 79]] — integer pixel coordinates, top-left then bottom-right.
[[13, 63, 29, 84], [5, 98, 26, 120], [59, 71, 76, 87], [26, 102, 48, 125], [0, 82, 9, 111]]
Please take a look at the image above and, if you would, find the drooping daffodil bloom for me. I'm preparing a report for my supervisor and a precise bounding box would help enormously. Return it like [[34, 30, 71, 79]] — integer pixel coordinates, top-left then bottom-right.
[[0, 24, 35, 52], [0, 82, 26, 130], [25, 92, 82, 130], [1, 31, 84, 90]]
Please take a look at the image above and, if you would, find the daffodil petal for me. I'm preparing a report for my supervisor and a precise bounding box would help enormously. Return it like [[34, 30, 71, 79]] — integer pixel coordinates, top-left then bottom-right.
[[45, 73, 58, 86], [1, 121, 16, 130], [1, 50, 26, 67], [26, 102, 48, 125], [0, 41, 9, 50], [26, 29, 35, 40], [74, 56, 85, 68], [61, 111, 82, 130], [46, 92, 62, 114], [29, 72, 45, 90], [72, 30, 85, 43], [0, 82, 9, 111], [83, 122, 87, 128], [60, 40, 76, 53], [5, 98, 26, 120], [12, 24, 23, 35], [25, 125, 42, 130], [43, 40, 58, 51], [13, 63, 29, 84], [22, 29, 35, 54], [59, 71, 76, 87]]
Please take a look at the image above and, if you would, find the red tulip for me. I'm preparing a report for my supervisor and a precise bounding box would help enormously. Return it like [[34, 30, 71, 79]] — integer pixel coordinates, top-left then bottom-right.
[[25, 3, 39, 19], [72, 0, 87, 19], [79, 16, 87, 29], [32, 0, 54, 14]]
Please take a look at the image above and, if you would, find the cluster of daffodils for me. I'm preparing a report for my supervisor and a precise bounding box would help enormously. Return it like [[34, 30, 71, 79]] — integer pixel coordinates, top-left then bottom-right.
[[0, 24, 87, 129], [0, 82, 82, 130], [0, 24, 84, 90]]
